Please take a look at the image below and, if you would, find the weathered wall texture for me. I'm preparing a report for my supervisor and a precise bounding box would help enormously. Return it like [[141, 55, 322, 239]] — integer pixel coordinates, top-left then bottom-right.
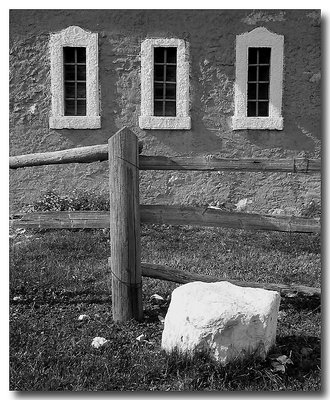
[[9, 9, 321, 215]]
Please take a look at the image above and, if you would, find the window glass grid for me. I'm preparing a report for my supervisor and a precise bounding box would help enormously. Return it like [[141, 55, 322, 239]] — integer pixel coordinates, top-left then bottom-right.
[[64, 47, 87, 116], [153, 47, 177, 117], [247, 47, 270, 117]]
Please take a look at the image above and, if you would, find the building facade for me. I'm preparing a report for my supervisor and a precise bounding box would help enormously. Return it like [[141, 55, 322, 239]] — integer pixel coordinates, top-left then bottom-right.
[[9, 9, 321, 215]]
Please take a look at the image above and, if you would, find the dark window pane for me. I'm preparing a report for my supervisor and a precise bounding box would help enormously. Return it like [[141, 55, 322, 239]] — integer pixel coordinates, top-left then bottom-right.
[[153, 47, 177, 117], [166, 84, 176, 99], [65, 100, 76, 116], [248, 48, 258, 64], [247, 101, 257, 117], [258, 83, 269, 100], [64, 65, 75, 80], [247, 83, 257, 100], [76, 47, 86, 63], [63, 47, 87, 116], [154, 47, 165, 63], [65, 82, 75, 98], [77, 65, 86, 80], [63, 47, 75, 63], [154, 101, 164, 116], [247, 47, 271, 118], [165, 101, 176, 116], [154, 65, 164, 81], [76, 100, 86, 116], [259, 66, 270, 81], [166, 65, 176, 82], [258, 101, 269, 116], [77, 83, 86, 98], [166, 47, 177, 63], [248, 66, 257, 81], [154, 83, 164, 99], [259, 48, 271, 64]]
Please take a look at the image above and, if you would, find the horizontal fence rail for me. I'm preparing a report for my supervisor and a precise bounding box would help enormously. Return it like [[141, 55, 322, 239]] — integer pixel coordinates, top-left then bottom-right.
[[9, 144, 109, 169], [141, 205, 320, 233], [141, 262, 321, 297], [10, 207, 321, 234], [139, 155, 321, 174], [10, 211, 110, 229], [9, 147, 321, 174]]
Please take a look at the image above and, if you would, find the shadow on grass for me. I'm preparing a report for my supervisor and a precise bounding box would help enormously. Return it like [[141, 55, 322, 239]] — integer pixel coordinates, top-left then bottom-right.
[[219, 229, 321, 256], [256, 232, 321, 256], [275, 335, 321, 376], [279, 294, 321, 312], [161, 331, 321, 391], [10, 290, 112, 306]]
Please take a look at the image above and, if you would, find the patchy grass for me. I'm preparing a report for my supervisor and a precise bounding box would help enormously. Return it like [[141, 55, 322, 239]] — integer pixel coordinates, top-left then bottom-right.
[[9, 226, 321, 391]]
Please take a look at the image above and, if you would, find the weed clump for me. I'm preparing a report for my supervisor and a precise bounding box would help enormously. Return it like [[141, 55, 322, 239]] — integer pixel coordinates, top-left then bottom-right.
[[22, 189, 110, 212]]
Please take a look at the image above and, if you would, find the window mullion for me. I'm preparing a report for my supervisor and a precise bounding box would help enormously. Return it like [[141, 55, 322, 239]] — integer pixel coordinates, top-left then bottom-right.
[[256, 48, 259, 116], [163, 48, 167, 116], [74, 48, 77, 116]]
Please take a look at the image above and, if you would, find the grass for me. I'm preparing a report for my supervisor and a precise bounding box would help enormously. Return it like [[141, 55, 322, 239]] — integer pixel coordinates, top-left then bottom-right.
[[9, 225, 321, 391]]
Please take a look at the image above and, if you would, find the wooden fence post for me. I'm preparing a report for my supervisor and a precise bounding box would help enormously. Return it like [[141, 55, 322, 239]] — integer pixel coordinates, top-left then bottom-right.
[[108, 127, 143, 322]]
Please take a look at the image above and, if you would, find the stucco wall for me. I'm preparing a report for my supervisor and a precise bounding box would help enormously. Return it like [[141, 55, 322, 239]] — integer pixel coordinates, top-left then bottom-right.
[[9, 9, 321, 215]]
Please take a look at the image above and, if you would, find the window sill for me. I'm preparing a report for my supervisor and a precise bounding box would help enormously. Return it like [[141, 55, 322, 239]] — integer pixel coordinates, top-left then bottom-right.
[[139, 116, 191, 130], [232, 116, 283, 130], [49, 116, 101, 130]]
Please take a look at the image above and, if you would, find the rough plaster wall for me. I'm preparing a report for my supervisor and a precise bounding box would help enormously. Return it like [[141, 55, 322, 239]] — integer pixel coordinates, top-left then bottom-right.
[[9, 9, 321, 215]]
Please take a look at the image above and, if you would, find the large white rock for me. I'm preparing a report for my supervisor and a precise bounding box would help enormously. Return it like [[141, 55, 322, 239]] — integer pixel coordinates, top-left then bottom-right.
[[161, 281, 280, 364]]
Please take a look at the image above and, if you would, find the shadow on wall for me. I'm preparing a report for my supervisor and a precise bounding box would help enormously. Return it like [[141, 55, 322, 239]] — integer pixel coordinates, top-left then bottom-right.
[[140, 108, 320, 158], [245, 122, 317, 155], [141, 122, 224, 156], [55, 110, 320, 157], [56, 128, 109, 149], [244, 113, 321, 157]]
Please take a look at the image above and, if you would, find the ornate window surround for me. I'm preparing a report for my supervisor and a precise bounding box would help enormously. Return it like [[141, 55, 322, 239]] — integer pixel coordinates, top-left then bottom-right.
[[139, 38, 191, 130], [232, 27, 284, 130], [49, 26, 101, 129]]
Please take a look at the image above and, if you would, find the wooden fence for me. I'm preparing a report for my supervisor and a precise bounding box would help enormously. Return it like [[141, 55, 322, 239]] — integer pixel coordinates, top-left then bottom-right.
[[10, 127, 321, 321]]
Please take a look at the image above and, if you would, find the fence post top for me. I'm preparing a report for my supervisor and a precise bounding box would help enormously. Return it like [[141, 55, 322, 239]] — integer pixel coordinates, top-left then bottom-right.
[[108, 127, 138, 143]]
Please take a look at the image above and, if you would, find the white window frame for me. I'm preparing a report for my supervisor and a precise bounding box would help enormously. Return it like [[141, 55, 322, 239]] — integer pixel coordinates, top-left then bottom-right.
[[49, 26, 101, 129], [139, 38, 191, 130], [232, 27, 284, 130]]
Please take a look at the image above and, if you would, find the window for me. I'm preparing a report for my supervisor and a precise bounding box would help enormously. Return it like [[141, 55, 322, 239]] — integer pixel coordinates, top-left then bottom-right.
[[139, 38, 190, 130], [63, 47, 87, 116], [154, 47, 177, 117], [49, 26, 100, 129], [232, 27, 284, 130], [247, 47, 271, 117]]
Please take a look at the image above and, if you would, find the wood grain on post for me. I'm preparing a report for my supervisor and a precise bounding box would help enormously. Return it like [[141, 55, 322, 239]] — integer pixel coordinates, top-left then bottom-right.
[[108, 127, 143, 322]]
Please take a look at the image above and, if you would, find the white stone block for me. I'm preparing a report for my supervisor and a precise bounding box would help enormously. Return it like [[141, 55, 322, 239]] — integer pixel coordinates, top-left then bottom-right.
[[161, 281, 280, 365]]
